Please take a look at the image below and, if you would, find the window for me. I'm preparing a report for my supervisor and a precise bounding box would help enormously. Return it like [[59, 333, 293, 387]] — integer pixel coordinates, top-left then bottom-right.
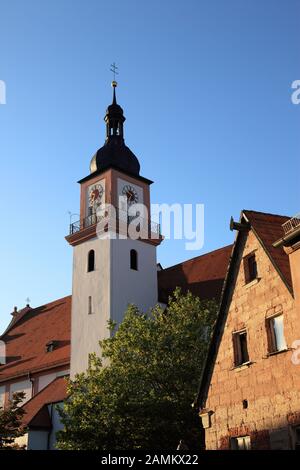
[[130, 249, 138, 270], [231, 436, 251, 450], [87, 250, 95, 272], [266, 314, 287, 353], [233, 330, 249, 366], [88, 296, 93, 315], [45, 340, 57, 353], [244, 253, 258, 283]]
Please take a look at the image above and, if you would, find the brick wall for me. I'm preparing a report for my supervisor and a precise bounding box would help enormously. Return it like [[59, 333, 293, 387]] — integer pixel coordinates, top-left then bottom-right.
[[204, 230, 300, 450]]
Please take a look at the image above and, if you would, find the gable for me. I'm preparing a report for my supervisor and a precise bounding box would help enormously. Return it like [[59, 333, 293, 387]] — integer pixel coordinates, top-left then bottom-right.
[[243, 211, 292, 293], [196, 210, 294, 410]]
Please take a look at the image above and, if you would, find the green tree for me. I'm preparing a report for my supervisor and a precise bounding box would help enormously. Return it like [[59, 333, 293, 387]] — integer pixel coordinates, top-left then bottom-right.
[[57, 289, 218, 450], [0, 392, 26, 449]]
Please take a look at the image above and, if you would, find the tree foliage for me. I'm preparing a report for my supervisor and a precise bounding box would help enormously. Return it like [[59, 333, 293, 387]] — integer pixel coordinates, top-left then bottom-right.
[[0, 391, 26, 449], [57, 289, 218, 450]]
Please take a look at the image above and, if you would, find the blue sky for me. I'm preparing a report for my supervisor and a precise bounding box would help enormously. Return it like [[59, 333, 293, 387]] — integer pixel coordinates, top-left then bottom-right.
[[0, 0, 299, 332]]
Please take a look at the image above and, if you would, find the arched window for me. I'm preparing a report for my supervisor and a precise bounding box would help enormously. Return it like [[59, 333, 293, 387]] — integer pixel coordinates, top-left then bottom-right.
[[130, 249, 138, 271], [87, 249, 95, 272]]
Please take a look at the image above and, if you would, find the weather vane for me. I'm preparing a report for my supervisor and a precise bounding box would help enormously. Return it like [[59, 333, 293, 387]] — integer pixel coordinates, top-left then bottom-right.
[[110, 62, 118, 87], [26, 297, 31, 305]]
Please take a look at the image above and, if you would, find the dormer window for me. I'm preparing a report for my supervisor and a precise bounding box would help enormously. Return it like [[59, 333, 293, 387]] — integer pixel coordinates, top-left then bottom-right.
[[45, 341, 57, 353]]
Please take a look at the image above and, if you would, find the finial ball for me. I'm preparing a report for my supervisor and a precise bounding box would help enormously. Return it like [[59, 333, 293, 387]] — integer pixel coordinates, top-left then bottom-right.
[[111, 80, 118, 88]]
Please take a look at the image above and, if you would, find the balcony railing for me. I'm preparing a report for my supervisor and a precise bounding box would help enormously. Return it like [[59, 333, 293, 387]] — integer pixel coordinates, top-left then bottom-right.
[[69, 208, 161, 238], [282, 213, 300, 235]]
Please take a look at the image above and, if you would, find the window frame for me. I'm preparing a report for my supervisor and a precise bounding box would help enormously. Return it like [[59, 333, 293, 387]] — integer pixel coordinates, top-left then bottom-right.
[[266, 313, 287, 354], [243, 252, 258, 284], [233, 329, 250, 367]]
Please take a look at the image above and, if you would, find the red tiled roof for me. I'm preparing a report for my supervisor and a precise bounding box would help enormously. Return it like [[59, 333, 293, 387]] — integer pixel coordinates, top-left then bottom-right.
[[243, 210, 292, 292], [0, 296, 71, 383], [158, 245, 233, 303], [22, 376, 68, 428]]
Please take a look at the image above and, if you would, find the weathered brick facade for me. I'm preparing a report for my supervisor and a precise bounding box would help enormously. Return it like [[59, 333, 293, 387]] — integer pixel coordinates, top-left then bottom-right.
[[199, 211, 300, 450]]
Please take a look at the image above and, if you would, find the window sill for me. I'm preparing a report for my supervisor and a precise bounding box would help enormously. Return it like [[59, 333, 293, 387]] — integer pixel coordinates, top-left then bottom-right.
[[231, 361, 253, 371], [244, 278, 260, 289], [266, 348, 290, 358]]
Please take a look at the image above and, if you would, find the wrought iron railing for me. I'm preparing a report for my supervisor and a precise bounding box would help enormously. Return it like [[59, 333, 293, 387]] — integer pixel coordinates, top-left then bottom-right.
[[282, 213, 300, 235], [69, 208, 161, 238]]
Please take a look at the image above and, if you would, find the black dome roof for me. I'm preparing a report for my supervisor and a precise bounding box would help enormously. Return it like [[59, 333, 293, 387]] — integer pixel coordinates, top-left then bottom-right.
[[90, 137, 140, 175]]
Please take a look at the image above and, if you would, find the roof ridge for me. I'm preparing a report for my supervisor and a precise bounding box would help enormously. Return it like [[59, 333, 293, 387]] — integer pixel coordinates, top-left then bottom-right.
[[160, 244, 233, 272], [243, 209, 290, 219]]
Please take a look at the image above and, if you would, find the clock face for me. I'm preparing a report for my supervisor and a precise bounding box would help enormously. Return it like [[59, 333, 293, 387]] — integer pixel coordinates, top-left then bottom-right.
[[88, 183, 104, 211], [122, 184, 138, 206]]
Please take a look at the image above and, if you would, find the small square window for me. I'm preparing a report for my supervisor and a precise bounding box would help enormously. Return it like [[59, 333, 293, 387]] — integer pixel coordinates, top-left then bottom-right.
[[244, 253, 258, 284], [233, 330, 249, 366], [231, 436, 251, 450], [266, 314, 287, 353]]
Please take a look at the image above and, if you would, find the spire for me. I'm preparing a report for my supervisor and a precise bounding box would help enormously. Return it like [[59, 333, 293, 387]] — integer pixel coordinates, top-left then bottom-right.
[[110, 62, 118, 105], [112, 80, 117, 105], [89, 74, 141, 176], [105, 80, 125, 143]]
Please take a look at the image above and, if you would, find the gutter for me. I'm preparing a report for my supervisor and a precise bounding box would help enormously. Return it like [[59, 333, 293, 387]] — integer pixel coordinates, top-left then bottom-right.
[[273, 226, 300, 248], [0, 360, 70, 384]]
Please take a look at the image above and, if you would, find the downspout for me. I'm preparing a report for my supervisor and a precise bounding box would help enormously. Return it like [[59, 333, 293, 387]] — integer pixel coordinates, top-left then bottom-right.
[[47, 404, 54, 450], [28, 372, 35, 398]]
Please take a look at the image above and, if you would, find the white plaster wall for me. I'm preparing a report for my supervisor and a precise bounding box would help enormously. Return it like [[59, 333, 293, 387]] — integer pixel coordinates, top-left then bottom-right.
[[38, 373, 56, 392], [70, 236, 111, 377], [111, 238, 158, 324], [71, 199, 158, 377], [37, 370, 69, 393], [27, 430, 48, 450], [10, 379, 32, 404]]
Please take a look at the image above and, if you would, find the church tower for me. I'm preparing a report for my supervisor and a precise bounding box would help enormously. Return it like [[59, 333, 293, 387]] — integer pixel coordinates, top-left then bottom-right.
[[66, 82, 162, 376]]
